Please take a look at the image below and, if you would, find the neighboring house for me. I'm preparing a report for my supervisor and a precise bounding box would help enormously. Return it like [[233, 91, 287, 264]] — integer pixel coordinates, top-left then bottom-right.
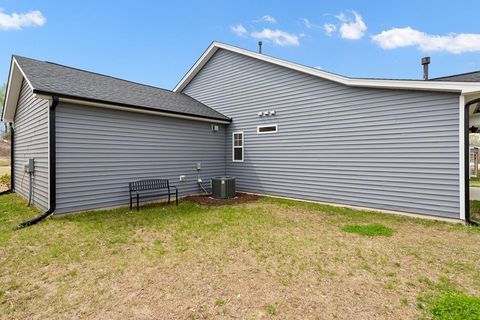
[[431, 71, 480, 82], [4, 42, 480, 222]]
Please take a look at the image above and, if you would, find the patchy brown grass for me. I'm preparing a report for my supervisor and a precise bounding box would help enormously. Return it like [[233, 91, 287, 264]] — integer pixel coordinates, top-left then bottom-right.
[[0, 194, 479, 319], [0, 166, 10, 176]]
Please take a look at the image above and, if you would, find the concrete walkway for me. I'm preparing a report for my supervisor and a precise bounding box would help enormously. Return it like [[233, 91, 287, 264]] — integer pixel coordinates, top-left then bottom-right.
[[470, 187, 480, 200]]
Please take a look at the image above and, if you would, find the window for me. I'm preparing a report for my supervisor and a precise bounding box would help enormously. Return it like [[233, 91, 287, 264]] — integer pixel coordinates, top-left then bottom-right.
[[257, 124, 278, 134], [232, 131, 244, 162]]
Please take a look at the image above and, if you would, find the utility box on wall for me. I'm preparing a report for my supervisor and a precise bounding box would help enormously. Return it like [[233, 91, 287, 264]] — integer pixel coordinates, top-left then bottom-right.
[[24, 158, 35, 173]]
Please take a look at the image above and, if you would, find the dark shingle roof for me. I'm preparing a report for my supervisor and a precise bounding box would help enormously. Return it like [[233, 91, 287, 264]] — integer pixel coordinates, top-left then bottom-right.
[[14, 55, 230, 121], [431, 71, 480, 82]]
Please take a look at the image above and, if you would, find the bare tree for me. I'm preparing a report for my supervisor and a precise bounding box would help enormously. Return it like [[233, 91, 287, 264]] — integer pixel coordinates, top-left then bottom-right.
[[0, 84, 7, 137]]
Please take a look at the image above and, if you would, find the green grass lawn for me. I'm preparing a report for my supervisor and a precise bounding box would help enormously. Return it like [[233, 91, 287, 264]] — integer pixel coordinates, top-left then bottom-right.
[[1, 194, 480, 319], [470, 176, 480, 187], [470, 200, 480, 222]]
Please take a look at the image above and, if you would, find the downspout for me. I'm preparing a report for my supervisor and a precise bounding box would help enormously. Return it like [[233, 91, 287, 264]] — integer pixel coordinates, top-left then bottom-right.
[[465, 98, 480, 226], [16, 96, 59, 229], [0, 123, 14, 195]]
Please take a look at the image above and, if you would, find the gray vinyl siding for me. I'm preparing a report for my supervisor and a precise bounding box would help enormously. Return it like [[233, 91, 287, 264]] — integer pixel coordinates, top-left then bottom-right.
[[183, 49, 461, 219], [13, 79, 49, 210], [55, 103, 225, 213]]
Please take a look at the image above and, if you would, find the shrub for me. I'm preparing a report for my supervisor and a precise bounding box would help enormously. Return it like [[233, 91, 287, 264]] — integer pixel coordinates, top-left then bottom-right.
[[0, 173, 10, 189], [342, 223, 394, 236]]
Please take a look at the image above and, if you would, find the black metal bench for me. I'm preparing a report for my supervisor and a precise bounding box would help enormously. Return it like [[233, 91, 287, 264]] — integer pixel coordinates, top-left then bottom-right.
[[129, 179, 178, 211]]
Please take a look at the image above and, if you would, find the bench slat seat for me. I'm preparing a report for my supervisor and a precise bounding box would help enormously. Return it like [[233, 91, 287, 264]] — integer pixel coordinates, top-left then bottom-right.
[[129, 179, 178, 211]]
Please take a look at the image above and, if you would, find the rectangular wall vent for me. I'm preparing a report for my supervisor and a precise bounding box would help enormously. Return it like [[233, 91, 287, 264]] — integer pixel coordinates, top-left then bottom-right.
[[257, 124, 278, 134]]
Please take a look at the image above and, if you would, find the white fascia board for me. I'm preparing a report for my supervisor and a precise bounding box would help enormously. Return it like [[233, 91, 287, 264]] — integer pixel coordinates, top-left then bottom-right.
[[173, 41, 480, 95], [12, 57, 34, 90], [2, 57, 35, 123], [174, 42, 220, 92]]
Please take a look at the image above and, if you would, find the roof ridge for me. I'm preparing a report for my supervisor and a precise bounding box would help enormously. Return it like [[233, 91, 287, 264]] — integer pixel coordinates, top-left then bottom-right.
[[14, 54, 174, 93]]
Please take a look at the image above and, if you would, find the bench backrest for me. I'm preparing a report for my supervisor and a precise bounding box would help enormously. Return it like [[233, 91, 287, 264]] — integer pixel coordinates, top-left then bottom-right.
[[129, 179, 170, 192]]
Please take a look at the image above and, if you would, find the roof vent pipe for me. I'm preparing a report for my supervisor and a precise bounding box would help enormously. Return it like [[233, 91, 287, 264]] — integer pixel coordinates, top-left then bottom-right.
[[258, 41, 262, 54], [422, 56, 430, 80]]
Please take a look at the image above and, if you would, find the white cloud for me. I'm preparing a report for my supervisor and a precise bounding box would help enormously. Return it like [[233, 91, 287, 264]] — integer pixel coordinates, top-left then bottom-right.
[[261, 15, 276, 23], [315, 66, 322, 69], [250, 28, 299, 46], [372, 26, 480, 54], [320, 10, 366, 39], [231, 20, 300, 47], [335, 12, 348, 22], [231, 24, 247, 37], [323, 23, 336, 36], [337, 11, 366, 40], [302, 18, 317, 29], [0, 8, 46, 30]]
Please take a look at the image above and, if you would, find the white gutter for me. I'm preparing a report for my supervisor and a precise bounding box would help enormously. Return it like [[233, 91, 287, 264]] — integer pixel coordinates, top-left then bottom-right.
[[56, 97, 231, 124]]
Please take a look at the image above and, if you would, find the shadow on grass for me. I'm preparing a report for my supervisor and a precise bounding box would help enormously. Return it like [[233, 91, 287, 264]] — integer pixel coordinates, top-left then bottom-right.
[[260, 196, 475, 232], [4, 193, 479, 240]]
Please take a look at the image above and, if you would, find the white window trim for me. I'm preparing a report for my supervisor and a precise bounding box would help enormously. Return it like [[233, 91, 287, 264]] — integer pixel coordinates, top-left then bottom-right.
[[232, 131, 244, 162], [257, 124, 278, 134]]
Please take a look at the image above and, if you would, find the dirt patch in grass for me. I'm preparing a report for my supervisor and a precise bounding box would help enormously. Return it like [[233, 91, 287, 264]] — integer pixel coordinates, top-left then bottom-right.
[[184, 192, 260, 206]]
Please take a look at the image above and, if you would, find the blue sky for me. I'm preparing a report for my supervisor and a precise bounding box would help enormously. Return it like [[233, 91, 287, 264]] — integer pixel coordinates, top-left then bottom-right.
[[1, 1, 480, 89]]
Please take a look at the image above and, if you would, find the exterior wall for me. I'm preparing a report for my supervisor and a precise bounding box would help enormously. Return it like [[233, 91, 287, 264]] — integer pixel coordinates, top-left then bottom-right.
[[183, 49, 461, 219], [55, 103, 226, 213], [13, 79, 49, 210]]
